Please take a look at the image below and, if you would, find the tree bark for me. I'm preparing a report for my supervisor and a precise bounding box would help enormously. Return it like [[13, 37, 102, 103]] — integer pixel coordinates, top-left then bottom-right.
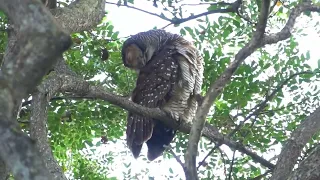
[[0, 0, 71, 179]]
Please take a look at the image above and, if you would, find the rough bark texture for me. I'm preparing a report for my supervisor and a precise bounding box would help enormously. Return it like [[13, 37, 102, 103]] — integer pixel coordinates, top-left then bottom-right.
[[0, 0, 71, 179], [288, 145, 320, 180], [271, 107, 320, 180], [0, 0, 105, 178], [26, 0, 105, 179], [0, 160, 9, 180], [51, 0, 105, 33], [30, 74, 67, 180]]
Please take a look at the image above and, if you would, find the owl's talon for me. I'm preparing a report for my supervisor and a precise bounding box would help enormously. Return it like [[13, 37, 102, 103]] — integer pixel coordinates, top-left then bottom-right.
[[163, 109, 183, 129]]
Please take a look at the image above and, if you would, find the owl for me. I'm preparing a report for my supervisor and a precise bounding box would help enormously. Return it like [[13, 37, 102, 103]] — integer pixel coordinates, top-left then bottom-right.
[[121, 29, 203, 161]]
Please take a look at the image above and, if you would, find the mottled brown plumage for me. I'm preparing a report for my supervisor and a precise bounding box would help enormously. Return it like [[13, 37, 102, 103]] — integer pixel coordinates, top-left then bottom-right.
[[122, 29, 203, 161]]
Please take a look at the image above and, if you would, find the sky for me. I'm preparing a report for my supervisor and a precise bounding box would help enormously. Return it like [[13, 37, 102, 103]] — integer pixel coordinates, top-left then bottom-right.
[[80, 1, 320, 179]]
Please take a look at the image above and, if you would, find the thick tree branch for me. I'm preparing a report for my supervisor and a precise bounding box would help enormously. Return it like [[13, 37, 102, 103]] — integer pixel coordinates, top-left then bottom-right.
[[51, 0, 106, 33], [288, 144, 320, 180], [270, 107, 320, 180], [0, 23, 17, 180], [19, 0, 104, 178], [0, 160, 9, 180], [0, 0, 71, 179], [21, 0, 105, 176], [0, 1, 71, 102], [0, 120, 52, 180], [55, 74, 275, 169], [54, 56, 78, 76], [30, 74, 67, 180], [183, 1, 271, 179]]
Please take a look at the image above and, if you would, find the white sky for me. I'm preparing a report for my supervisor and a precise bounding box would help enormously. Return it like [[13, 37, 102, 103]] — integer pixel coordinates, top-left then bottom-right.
[[80, 1, 320, 179]]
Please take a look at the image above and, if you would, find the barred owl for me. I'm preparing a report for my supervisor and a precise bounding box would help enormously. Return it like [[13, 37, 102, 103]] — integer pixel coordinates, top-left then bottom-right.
[[122, 29, 203, 161]]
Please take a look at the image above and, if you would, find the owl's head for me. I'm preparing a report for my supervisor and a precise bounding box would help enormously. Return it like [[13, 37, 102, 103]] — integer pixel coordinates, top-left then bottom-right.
[[122, 30, 168, 70], [122, 43, 147, 70]]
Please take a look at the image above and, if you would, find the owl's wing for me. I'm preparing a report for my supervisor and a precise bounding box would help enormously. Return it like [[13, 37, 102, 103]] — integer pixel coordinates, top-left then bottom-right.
[[126, 48, 179, 159]]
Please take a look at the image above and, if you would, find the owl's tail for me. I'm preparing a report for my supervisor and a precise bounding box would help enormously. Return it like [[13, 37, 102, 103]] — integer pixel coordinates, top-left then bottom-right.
[[126, 114, 153, 158], [146, 120, 176, 161]]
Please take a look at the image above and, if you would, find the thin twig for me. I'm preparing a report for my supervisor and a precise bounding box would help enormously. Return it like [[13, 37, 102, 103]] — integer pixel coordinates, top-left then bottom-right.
[[167, 145, 185, 171], [181, 2, 233, 7], [197, 142, 221, 170], [105, 1, 172, 22], [230, 71, 314, 138], [227, 150, 236, 180], [161, 23, 173, 29], [106, 0, 241, 25], [218, 147, 229, 177]]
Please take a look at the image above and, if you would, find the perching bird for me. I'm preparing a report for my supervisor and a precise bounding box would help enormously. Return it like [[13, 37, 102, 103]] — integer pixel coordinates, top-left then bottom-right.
[[121, 29, 203, 161]]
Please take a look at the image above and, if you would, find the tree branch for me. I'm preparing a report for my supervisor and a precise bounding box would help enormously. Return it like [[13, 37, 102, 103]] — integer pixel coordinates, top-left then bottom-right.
[[180, 2, 232, 7], [0, 0, 71, 179], [227, 150, 236, 180], [0, 120, 53, 180], [167, 145, 185, 172], [201, 123, 275, 169], [106, 0, 241, 25], [51, 0, 106, 33], [0, 1, 71, 102], [55, 74, 275, 170], [183, 1, 271, 179], [30, 74, 67, 180], [287, 144, 320, 180], [171, 0, 241, 25], [270, 107, 320, 179], [20, 0, 105, 177], [230, 71, 314, 137], [262, 2, 320, 46], [105, 1, 173, 22], [195, 2, 320, 178]]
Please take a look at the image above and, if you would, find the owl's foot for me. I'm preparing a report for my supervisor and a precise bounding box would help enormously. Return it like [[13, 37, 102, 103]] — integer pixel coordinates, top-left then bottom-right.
[[163, 109, 184, 129]]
